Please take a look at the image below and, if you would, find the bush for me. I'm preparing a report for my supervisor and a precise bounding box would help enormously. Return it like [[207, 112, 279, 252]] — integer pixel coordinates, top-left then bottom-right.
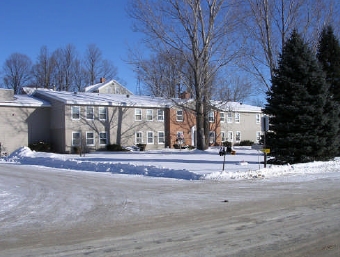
[[106, 144, 125, 151], [29, 141, 51, 152], [239, 140, 254, 146]]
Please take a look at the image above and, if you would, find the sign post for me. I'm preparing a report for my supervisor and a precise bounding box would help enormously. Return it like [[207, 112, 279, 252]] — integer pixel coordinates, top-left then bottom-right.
[[261, 116, 269, 168]]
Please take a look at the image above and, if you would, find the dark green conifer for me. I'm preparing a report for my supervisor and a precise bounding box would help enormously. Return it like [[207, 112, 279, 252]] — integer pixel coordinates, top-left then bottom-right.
[[264, 30, 332, 163]]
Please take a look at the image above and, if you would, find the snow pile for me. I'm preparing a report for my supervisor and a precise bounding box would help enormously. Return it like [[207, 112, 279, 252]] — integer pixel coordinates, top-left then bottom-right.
[[4, 146, 340, 181]]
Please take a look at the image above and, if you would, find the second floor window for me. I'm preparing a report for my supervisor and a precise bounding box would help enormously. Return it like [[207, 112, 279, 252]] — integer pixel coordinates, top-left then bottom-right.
[[157, 109, 164, 121], [135, 109, 142, 121], [86, 106, 94, 120], [146, 109, 153, 121], [72, 106, 80, 120], [99, 107, 107, 120], [220, 112, 225, 123], [209, 111, 214, 122], [176, 110, 183, 121], [256, 114, 261, 124], [227, 112, 233, 123], [235, 113, 240, 123]]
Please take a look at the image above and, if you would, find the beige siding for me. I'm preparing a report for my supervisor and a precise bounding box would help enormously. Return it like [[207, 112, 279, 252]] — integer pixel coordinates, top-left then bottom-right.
[[220, 112, 262, 144], [0, 106, 50, 155]]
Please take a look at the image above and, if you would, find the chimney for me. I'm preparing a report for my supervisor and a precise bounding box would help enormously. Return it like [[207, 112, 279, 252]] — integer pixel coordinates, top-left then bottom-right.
[[100, 77, 106, 83], [180, 91, 191, 99]]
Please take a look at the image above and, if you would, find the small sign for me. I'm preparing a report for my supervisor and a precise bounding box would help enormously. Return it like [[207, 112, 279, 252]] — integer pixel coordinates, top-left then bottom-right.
[[261, 148, 270, 154]]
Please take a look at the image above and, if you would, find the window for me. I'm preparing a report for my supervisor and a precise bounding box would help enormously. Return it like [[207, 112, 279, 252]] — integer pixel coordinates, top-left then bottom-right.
[[135, 131, 143, 144], [99, 107, 107, 120], [86, 132, 95, 145], [99, 132, 107, 145], [228, 131, 233, 142], [208, 111, 214, 122], [176, 110, 183, 121], [221, 131, 226, 142], [209, 131, 215, 144], [256, 114, 261, 124], [72, 132, 81, 146], [157, 109, 164, 121], [146, 109, 153, 121], [220, 112, 225, 123], [135, 109, 142, 121], [86, 106, 94, 120], [227, 112, 233, 123], [71, 106, 80, 120], [147, 131, 154, 144], [256, 131, 261, 143], [176, 131, 184, 144], [158, 131, 165, 144], [235, 113, 240, 123], [236, 131, 241, 142]]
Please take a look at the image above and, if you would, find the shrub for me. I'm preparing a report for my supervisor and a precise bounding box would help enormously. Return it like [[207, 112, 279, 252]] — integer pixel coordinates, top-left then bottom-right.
[[29, 141, 51, 152], [106, 144, 125, 151], [239, 140, 254, 146]]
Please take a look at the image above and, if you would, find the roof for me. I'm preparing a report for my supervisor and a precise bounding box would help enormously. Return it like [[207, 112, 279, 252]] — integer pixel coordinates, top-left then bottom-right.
[[34, 89, 173, 108], [32, 89, 262, 112], [0, 94, 51, 107], [84, 79, 133, 95], [212, 101, 262, 113]]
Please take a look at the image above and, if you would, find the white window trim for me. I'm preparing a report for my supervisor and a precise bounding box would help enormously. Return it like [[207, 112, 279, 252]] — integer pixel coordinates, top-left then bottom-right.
[[71, 106, 80, 120], [209, 131, 215, 144], [86, 131, 95, 146], [227, 112, 233, 123], [256, 131, 261, 143], [135, 131, 143, 144], [209, 111, 214, 122], [147, 131, 154, 144], [146, 109, 153, 121], [157, 109, 164, 121], [236, 131, 241, 142], [221, 131, 226, 142], [135, 108, 142, 121], [176, 110, 183, 122], [228, 131, 233, 142], [86, 106, 94, 120], [99, 107, 107, 121], [99, 131, 107, 145], [158, 131, 165, 144], [72, 131, 81, 146], [235, 113, 240, 123], [220, 112, 225, 123], [256, 114, 261, 124]]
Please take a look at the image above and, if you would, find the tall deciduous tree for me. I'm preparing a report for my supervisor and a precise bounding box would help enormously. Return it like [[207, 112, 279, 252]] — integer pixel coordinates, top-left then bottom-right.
[[240, 0, 340, 95], [128, 0, 240, 150], [2, 53, 32, 94], [264, 30, 336, 163], [31, 46, 55, 89]]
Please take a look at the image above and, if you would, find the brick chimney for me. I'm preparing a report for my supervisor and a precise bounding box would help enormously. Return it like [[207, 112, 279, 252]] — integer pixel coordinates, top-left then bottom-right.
[[100, 77, 106, 83], [180, 91, 191, 99]]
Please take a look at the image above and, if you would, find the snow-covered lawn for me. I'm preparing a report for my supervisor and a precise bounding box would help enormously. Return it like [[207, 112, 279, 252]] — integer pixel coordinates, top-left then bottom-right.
[[4, 146, 340, 181]]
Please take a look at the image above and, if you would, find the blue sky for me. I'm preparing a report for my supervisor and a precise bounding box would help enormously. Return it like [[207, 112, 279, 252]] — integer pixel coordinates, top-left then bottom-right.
[[0, 0, 142, 93]]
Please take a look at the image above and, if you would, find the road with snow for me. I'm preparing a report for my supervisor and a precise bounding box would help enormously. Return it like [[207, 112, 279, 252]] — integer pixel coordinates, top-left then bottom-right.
[[1, 163, 340, 256]]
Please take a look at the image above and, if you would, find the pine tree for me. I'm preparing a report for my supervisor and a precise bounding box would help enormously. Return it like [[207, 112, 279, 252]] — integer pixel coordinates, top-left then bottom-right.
[[264, 30, 332, 164], [317, 25, 340, 155]]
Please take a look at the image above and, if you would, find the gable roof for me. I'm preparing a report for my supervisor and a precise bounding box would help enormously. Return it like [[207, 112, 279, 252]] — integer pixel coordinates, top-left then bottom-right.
[[84, 79, 133, 95]]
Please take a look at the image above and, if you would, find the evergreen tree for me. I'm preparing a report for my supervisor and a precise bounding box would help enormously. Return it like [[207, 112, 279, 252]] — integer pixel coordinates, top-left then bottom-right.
[[264, 30, 332, 164], [317, 25, 340, 154]]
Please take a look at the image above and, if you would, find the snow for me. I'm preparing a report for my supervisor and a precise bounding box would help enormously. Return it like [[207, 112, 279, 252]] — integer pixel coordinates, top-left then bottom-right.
[[3, 146, 340, 181]]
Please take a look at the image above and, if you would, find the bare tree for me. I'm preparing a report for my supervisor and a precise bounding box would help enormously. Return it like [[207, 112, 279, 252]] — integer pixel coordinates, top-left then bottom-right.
[[2, 53, 32, 94], [31, 46, 55, 89], [239, 0, 340, 93], [83, 44, 103, 85], [128, 0, 240, 150]]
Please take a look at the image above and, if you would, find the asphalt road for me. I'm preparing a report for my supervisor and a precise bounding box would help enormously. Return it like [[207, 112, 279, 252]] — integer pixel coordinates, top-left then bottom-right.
[[1, 164, 340, 257]]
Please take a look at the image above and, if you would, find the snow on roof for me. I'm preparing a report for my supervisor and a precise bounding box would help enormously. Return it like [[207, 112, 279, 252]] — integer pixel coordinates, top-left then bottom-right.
[[212, 101, 262, 113], [34, 89, 173, 108], [0, 94, 51, 107]]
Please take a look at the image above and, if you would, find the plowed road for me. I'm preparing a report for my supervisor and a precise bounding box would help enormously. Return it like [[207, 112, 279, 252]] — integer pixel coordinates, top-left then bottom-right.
[[1, 164, 340, 256]]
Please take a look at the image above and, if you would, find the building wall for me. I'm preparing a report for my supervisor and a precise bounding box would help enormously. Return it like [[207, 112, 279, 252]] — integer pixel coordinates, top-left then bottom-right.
[[220, 111, 262, 145], [0, 106, 50, 155]]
